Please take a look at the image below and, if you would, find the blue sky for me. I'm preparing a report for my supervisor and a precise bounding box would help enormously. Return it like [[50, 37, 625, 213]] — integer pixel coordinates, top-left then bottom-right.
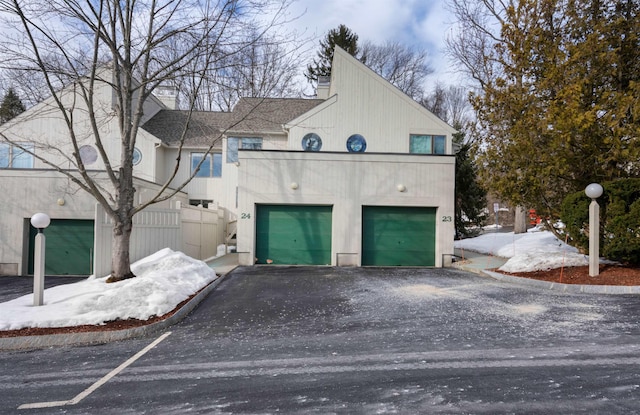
[[283, 0, 458, 91]]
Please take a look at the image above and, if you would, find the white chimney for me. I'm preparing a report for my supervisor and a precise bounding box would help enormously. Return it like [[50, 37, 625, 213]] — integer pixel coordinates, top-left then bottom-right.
[[154, 85, 179, 110], [316, 76, 331, 99]]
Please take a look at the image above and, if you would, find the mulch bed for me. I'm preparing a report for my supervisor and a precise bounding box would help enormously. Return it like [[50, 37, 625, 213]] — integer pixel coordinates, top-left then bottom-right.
[[496, 264, 640, 286]]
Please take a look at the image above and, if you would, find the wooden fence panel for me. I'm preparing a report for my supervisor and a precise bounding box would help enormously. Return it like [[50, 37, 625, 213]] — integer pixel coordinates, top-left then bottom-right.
[[93, 203, 224, 278]]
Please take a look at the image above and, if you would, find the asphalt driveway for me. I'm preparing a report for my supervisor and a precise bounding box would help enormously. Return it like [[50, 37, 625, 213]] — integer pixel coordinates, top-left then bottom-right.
[[3, 266, 640, 414]]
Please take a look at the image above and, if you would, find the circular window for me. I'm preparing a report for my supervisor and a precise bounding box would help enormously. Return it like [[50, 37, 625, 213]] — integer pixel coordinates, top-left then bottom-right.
[[79, 145, 98, 165], [301, 133, 322, 151], [346, 134, 367, 152], [132, 147, 142, 165]]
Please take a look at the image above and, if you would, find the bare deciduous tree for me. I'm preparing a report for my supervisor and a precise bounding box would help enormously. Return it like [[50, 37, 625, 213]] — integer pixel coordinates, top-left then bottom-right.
[[181, 30, 303, 112], [0, 0, 294, 281], [360, 40, 432, 101], [422, 83, 471, 130]]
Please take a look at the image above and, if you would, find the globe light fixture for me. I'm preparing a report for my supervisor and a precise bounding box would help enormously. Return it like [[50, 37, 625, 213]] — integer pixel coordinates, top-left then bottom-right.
[[584, 183, 603, 277], [30, 212, 51, 230], [585, 183, 603, 200], [30, 213, 50, 306]]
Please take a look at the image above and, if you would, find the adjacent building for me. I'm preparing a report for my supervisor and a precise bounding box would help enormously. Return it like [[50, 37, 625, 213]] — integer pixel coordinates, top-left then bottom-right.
[[0, 47, 456, 275]]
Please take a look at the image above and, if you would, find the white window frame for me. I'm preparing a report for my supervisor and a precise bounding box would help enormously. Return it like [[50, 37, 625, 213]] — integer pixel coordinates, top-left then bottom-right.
[[227, 137, 263, 163], [409, 134, 446, 155], [0, 142, 34, 168], [190, 152, 222, 178]]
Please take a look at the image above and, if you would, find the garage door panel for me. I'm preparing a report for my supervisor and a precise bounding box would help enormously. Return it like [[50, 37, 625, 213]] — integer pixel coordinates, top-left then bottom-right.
[[28, 219, 94, 275], [256, 205, 332, 265], [362, 206, 436, 266]]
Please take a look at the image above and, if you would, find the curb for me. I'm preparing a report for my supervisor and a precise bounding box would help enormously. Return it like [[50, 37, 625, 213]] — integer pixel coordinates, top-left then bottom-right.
[[479, 268, 640, 295], [0, 274, 227, 351]]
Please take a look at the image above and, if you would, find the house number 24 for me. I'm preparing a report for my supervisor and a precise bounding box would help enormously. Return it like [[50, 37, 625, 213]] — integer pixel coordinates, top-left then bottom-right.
[[241, 213, 251, 219]]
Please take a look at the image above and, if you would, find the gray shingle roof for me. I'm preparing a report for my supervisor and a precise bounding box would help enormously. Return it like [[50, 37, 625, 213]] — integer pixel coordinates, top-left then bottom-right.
[[142, 98, 323, 147]]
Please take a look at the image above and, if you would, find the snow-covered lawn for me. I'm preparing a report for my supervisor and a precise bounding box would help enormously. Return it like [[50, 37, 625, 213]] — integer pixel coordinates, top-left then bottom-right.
[[0, 248, 217, 331], [0, 230, 587, 331], [455, 227, 589, 273]]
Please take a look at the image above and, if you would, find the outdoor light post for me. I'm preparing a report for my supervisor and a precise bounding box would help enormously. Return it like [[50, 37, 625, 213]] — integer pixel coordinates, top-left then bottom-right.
[[30, 213, 50, 306], [585, 183, 603, 277]]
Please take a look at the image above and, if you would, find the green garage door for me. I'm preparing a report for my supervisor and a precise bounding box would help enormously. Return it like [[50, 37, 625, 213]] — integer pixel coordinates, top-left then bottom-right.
[[362, 206, 436, 266], [28, 219, 94, 275], [256, 205, 332, 265]]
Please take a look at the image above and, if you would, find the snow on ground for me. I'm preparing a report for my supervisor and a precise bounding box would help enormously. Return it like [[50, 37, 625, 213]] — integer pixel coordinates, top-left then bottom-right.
[[455, 227, 590, 273], [0, 231, 589, 331], [0, 248, 217, 331]]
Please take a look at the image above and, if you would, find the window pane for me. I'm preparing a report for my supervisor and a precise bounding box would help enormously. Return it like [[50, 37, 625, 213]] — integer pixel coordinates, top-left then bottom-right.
[[191, 153, 211, 177], [410, 135, 431, 154], [12, 143, 34, 168], [242, 137, 262, 150], [227, 137, 239, 163], [213, 153, 222, 177], [0, 143, 9, 168], [434, 136, 446, 154]]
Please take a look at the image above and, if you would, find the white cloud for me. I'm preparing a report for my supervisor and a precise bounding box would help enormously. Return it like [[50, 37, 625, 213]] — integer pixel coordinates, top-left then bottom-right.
[[284, 0, 459, 87]]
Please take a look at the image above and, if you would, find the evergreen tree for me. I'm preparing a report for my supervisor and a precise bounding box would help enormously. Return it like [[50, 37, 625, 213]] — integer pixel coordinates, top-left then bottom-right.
[[0, 88, 26, 123], [305, 24, 360, 84], [454, 129, 487, 238], [450, 0, 640, 218]]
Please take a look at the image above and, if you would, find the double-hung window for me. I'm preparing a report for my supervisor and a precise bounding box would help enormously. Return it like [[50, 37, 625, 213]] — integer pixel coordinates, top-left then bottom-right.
[[191, 152, 222, 177], [0, 142, 34, 168], [227, 137, 263, 163], [409, 134, 446, 155]]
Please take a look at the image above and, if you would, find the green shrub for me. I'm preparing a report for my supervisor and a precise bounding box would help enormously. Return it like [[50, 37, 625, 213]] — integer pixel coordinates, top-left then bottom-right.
[[561, 178, 640, 265]]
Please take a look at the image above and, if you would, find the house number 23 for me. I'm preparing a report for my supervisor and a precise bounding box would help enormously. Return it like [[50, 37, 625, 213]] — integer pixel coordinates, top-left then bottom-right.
[[442, 216, 452, 222]]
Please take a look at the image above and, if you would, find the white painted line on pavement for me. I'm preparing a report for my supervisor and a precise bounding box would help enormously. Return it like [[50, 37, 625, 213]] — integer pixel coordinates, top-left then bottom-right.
[[18, 331, 172, 410]]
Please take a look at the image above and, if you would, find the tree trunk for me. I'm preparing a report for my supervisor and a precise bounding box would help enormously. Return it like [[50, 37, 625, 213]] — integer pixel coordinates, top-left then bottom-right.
[[107, 217, 136, 283], [514, 205, 528, 234]]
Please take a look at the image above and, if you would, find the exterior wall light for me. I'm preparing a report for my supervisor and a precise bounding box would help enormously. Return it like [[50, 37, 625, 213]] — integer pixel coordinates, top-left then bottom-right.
[[397, 184, 406, 192], [585, 183, 603, 277], [30, 213, 50, 306], [290, 182, 299, 190]]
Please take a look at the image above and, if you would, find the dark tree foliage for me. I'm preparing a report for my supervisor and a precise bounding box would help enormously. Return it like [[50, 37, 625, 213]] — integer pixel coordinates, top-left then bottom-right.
[[0, 88, 25, 123], [561, 178, 640, 265], [454, 130, 487, 238], [305, 24, 359, 83], [449, 0, 640, 218]]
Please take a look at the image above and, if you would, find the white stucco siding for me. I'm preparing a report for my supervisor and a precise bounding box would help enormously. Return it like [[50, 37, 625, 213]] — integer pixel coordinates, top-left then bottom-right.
[[0, 170, 188, 275], [0, 72, 163, 177], [0, 171, 99, 275], [155, 134, 288, 214], [287, 48, 456, 155], [161, 147, 224, 204], [237, 151, 455, 267]]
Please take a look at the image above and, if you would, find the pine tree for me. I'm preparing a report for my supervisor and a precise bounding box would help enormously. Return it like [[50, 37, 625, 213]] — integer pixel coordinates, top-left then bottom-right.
[[0, 88, 26, 124], [460, 0, 640, 218], [454, 130, 487, 238], [305, 24, 360, 84]]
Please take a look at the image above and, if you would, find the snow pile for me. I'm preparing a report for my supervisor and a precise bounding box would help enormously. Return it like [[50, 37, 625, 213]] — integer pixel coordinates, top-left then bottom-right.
[[0, 248, 217, 331], [455, 229, 589, 272]]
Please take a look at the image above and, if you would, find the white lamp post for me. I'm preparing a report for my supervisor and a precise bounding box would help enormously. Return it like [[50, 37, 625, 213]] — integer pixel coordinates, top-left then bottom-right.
[[30, 213, 50, 306], [585, 183, 603, 277]]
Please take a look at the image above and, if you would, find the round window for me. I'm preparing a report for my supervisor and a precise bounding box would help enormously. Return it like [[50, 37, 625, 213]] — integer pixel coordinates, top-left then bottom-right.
[[346, 134, 367, 152], [132, 147, 142, 166], [79, 145, 98, 165], [301, 133, 322, 151]]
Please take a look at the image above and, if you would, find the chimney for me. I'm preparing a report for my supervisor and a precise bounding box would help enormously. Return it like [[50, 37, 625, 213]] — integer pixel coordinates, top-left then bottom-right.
[[316, 76, 331, 99], [154, 85, 179, 110]]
